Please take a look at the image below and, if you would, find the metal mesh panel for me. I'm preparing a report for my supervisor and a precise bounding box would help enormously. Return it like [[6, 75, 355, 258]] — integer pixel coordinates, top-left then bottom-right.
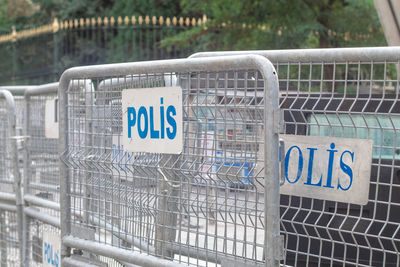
[[0, 98, 14, 189], [276, 60, 400, 266], [0, 210, 19, 266], [27, 94, 59, 200], [0, 96, 20, 266], [26, 93, 61, 266], [28, 222, 60, 266], [66, 70, 268, 266]]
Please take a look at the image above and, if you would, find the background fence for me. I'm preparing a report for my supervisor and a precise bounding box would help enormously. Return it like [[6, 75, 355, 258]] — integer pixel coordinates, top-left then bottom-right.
[[0, 16, 205, 86]]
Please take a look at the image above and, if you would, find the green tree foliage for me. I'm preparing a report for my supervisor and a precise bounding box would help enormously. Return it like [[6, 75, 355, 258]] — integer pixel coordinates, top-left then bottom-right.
[[163, 0, 386, 51], [26, 0, 113, 24], [0, 0, 9, 33], [110, 0, 182, 17]]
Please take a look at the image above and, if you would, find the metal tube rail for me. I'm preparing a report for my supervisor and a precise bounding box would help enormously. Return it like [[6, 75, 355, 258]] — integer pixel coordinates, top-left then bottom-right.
[[24, 207, 60, 228], [24, 194, 60, 211], [0, 192, 16, 202], [189, 46, 400, 62], [62, 236, 187, 267], [0, 203, 17, 212], [0, 86, 36, 96]]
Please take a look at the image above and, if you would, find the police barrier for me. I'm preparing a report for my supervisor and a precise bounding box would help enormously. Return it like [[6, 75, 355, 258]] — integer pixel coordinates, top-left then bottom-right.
[[22, 81, 125, 267], [190, 46, 400, 266], [1, 83, 138, 267], [0, 90, 23, 267], [59, 55, 281, 266], [22, 83, 62, 267]]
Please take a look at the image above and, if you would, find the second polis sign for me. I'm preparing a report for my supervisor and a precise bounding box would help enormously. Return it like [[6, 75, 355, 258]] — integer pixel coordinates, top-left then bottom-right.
[[280, 134, 373, 205], [122, 86, 183, 154]]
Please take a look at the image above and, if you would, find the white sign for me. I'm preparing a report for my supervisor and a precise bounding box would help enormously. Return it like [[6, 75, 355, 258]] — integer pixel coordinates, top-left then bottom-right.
[[280, 134, 373, 205], [122, 87, 183, 154], [45, 99, 59, 139], [43, 231, 61, 267]]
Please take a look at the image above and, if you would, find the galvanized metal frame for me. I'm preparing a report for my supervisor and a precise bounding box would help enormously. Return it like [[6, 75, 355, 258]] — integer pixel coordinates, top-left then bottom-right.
[[23, 83, 59, 267], [23, 81, 95, 267], [0, 89, 23, 267], [58, 55, 281, 267], [189, 46, 400, 63], [190, 46, 400, 267]]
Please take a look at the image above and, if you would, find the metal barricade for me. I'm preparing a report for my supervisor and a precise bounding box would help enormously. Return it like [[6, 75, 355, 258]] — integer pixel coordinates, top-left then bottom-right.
[[22, 83, 61, 267], [58, 55, 281, 266], [191, 46, 400, 267], [0, 90, 23, 267], [22, 81, 100, 267]]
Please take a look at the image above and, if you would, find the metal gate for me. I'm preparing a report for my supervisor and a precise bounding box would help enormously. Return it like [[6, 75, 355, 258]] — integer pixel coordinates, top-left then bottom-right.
[[191, 47, 400, 267], [58, 55, 282, 266], [0, 90, 23, 267]]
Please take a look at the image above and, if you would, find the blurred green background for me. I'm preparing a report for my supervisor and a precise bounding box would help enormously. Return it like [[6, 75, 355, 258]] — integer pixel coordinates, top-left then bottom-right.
[[0, 0, 387, 85]]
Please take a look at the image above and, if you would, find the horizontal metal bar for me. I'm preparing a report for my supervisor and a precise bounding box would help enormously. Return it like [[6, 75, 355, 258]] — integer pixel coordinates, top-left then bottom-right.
[[28, 182, 59, 193], [165, 243, 221, 264], [25, 82, 58, 96], [24, 207, 60, 228], [119, 261, 141, 267], [60, 55, 274, 82], [189, 46, 400, 62], [0, 86, 36, 95], [0, 179, 14, 185], [24, 194, 60, 211], [62, 256, 107, 267], [0, 192, 16, 202], [63, 236, 186, 267], [71, 209, 155, 254], [0, 202, 17, 212]]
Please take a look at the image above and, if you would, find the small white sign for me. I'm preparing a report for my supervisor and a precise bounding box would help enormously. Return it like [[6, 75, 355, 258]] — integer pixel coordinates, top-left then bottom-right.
[[280, 134, 373, 205], [43, 231, 61, 267], [122, 87, 183, 154], [45, 99, 59, 139]]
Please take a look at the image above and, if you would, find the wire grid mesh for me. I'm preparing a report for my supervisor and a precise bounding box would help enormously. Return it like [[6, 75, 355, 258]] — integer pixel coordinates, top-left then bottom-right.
[[27, 94, 59, 200], [0, 210, 20, 266], [28, 223, 59, 266], [0, 96, 20, 267], [26, 93, 61, 266], [65, 70, 267, 266], [275, 60, 400, 267], [0, 97, 15, 191]]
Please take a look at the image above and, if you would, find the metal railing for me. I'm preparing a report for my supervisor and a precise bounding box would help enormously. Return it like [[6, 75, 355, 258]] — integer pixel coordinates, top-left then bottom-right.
[[0, 15, 206, 86], [190, 46, 400, 267]]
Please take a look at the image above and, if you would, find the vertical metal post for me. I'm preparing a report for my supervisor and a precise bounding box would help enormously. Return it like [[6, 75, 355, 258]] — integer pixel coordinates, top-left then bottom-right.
[[83, 80, 94, 225], [53, 30, 60, 80], [155, 155, 179, 259], [0, 211, 7, 267], [23, 95, 31, 267], [261, 60, 281, 267], [59, 74, 71, 260]]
